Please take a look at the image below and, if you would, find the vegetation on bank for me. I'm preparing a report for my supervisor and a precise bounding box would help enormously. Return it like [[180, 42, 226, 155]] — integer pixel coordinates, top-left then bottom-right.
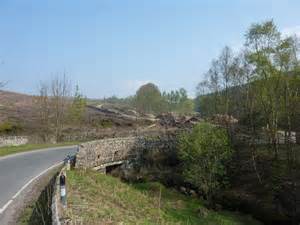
[[17, 167, 60, 225], [179, 123, 233, 205], [65, 169, 261, 225], [0, 142, 79, 157], [192, 20, 300, 223]]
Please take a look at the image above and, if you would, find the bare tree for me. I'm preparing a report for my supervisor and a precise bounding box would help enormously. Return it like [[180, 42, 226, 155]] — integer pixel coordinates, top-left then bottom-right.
[[51, 74, 71, 142], [36, 82, 51, 142]]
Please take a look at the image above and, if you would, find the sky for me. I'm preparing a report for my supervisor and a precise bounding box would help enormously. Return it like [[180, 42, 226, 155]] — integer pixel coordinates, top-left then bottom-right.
[[0, 0, 300, 98]]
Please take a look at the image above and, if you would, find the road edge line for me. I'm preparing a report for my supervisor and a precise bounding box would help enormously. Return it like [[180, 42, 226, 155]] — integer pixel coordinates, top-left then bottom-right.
[[0, 161, 64, 215], [0, 145, 78, 161]]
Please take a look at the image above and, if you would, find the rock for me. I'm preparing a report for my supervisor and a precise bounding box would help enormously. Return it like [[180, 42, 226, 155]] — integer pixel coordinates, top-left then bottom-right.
[[190, 190, 197, 197], [180, 186, 187, 194], [197, 207, 210, 218]]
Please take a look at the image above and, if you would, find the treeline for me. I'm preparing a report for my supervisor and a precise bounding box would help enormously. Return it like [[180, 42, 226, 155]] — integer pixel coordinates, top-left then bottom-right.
[[99, 83, 195, 115], [196, 20, 300, 151], [179, 20, 300, 224]]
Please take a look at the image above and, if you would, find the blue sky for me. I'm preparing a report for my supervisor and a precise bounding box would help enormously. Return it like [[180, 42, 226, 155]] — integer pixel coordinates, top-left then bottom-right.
[[0, 0, 300, 98]]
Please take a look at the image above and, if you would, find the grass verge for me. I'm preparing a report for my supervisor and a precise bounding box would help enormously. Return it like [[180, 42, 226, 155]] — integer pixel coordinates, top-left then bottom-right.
[[65, 169, 262, 225], [0, 142, 79, 157]]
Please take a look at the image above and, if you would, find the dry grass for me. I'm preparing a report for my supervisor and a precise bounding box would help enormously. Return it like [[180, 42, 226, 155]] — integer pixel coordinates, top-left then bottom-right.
[[65, 170, 262, 225]]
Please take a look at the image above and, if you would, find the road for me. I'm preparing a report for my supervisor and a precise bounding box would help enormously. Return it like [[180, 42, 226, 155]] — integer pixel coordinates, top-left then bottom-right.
[[0, 146, 78, 213]]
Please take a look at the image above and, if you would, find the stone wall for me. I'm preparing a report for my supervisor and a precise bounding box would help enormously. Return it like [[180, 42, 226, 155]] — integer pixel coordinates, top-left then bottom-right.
[[76, 135, 177, 169], [0, 136, 28, 147]]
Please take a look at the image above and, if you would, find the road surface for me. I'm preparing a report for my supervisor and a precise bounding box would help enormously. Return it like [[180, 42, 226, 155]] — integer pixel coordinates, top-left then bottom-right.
[[0, 146, 78, 213]]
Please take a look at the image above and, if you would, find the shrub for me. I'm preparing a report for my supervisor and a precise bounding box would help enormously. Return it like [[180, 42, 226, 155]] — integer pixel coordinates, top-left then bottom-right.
[[0, 121, 23, 134], [178, 122, 233, 205]]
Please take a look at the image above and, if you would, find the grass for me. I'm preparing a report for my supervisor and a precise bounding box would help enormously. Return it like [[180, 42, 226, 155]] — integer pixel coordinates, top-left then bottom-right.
[[0, 142, 79, 157], [65, 169, 262, 225], [17, 167, 62, 225], [18, 204, 35, 225]]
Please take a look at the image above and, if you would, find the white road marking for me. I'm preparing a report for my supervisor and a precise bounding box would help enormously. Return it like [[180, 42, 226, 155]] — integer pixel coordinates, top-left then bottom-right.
[[0, 145, 77, 161], [0, 200, 13, 214], [0, 161, 64, 215]]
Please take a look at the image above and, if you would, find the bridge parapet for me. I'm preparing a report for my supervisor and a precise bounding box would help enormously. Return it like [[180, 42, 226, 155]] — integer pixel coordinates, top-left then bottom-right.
[[75, 135, 177, 169]]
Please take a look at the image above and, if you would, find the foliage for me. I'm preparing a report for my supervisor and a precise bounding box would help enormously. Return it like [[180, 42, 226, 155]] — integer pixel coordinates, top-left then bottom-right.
[[69, 85, 87, 124], [194, 20, 300, 221], [195, 20, 300, 144], [177, 98, 195, 114], [135, 83, 164, 114], [178, 123, 233, 204], [162, 88, 195, 114], [0, 121, 23, 134]]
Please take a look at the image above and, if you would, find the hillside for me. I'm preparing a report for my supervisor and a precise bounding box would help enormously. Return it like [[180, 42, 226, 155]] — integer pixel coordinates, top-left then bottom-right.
[[0, 90, 35, 123]]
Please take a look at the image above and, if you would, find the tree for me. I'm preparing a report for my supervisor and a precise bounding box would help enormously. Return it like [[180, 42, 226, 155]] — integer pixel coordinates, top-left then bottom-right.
[[162, 88, 194, 114], [245, 20, 283, 158], [178, 123, 233, 204], [193, 20, 300, 222], [51, 74, 71, 142], [69, 85, 86, 125], [135, 83, 163, 114], [36, 82, 51, 142], [36, 75, 71, 142], [177, 98, 195, 114], [196, 46, 237, 116]]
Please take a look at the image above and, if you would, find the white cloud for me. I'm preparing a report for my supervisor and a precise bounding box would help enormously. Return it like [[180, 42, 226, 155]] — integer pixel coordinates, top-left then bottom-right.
[[282, 26, 300, 38]]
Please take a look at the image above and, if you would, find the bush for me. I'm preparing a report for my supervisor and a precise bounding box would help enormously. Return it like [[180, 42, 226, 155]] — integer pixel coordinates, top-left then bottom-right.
[[0, 121, 23, 134], [178, 122, 233, 205]]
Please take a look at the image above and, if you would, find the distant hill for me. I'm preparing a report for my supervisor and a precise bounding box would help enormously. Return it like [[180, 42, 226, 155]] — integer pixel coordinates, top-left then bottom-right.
[[0, 90, 35, 123]]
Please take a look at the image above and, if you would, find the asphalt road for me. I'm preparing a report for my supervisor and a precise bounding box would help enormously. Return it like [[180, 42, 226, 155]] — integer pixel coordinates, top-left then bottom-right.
[[0, 146, 78, 212]]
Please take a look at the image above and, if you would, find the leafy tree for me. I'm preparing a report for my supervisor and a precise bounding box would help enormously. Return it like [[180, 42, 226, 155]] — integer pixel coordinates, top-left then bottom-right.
[[245, 20, 283, 157], [69, 85, 87, 124], [135, 83, 163, 114], [195, 46, 239, 116], [178, 123, 233, 204], [177, 98, 195, 114], [162, 88, 194, 114]]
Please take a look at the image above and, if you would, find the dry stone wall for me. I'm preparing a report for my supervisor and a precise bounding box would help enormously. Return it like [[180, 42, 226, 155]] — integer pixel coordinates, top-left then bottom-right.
[[76, 135, 177, 169], [0, 136, 28, 147]]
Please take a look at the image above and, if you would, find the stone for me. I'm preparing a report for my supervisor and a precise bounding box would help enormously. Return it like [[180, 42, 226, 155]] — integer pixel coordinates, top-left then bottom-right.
[[75, 135, 177, 169], [190, 190, 197, 197], [0, 136, 28, 147], [197, 207, 210, 218]]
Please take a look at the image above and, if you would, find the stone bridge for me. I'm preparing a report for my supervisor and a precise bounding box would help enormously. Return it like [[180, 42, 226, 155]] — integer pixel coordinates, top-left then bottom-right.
[[75, 135, 177, 172]]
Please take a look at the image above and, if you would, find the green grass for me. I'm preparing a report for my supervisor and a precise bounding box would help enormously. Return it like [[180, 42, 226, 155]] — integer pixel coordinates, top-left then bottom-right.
[[65, 170, 262, 225], [17, 204, 35, 225], [0, 142, 79, 157]]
